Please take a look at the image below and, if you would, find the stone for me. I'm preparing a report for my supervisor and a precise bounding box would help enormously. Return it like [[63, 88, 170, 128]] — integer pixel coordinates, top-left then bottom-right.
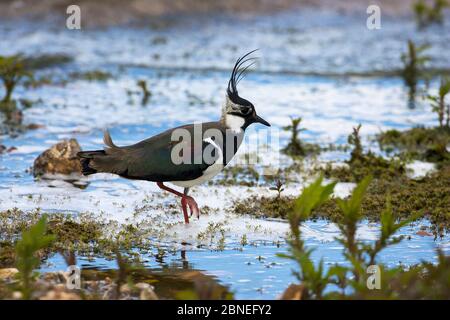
[[135, 282, 158, 300], [33, 139, 82, 177], [39, 289, 81, 300], [0, 268, 19, 280]]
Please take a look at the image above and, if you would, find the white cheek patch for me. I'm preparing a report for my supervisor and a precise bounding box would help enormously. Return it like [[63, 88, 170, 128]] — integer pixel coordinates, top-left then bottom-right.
[[225, 114, 245, 133]]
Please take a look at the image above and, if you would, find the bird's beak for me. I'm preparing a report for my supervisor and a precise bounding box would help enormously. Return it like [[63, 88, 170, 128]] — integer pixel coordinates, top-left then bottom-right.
[[254, 114, 271, 127]]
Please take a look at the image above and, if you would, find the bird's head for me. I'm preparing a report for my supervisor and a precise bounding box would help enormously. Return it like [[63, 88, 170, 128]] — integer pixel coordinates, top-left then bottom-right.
[[223, 50, 270, 132]]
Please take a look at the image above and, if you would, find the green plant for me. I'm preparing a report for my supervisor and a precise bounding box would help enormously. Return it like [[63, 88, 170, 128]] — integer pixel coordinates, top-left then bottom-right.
[[278, 175, 336, 299], [348, 124, 363, 164], [427, 77, 450, 128], [137, 80, 151, 105], [15, 215, 55, 299], [0, 55, 32, 103], [414, 0, 449, 29], [282, 117, 306, 156], [377, 126, 450, 165], [401, 40, 431, 107], [324, 125, 406, 182], [279, 175, 440, 299], [269, 179, 285, 199]]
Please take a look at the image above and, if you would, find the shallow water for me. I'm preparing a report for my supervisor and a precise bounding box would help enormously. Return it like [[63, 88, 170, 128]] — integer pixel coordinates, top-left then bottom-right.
[[1, 9, 449, 299]]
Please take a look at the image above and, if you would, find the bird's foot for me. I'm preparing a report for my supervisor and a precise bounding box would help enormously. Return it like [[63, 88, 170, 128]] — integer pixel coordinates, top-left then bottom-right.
[[181, 195, 200, 224]]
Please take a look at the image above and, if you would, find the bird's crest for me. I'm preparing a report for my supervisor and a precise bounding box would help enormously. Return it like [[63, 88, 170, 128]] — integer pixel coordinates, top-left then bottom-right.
[[227, 49, 258, 106]]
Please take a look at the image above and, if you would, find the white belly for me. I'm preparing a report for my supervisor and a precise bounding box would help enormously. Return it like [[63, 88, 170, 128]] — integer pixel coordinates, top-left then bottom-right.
[[169, 136, 225, 188], [170, 162, 224, 188]]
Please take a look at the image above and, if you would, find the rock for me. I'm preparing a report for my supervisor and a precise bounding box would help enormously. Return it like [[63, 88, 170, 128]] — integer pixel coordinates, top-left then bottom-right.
[[416, 230, 433, 237], [39, 288, 81, 300], [135, 282, 158, 300], [279, 284, 304, 300], [120, 283, 131, 294], [0, 268, 19, 280], [33, 139, 82, 177]]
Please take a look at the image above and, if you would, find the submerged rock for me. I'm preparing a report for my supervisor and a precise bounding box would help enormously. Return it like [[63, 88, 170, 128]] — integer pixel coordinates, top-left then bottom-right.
[[33, 139, 82, 177]]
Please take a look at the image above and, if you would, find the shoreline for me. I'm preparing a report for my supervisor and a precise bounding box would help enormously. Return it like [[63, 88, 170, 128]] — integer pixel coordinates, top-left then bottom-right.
[[0, 0, 419, 28]]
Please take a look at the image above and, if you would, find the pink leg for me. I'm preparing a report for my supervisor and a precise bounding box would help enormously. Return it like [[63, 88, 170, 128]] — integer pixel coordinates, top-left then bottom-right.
[[181, 196, 190, 224], [157, 182, 199, 224]]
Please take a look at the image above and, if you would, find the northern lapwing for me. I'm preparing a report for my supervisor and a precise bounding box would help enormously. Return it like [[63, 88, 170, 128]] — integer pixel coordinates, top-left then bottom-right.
[[77, 50, 270, 223]]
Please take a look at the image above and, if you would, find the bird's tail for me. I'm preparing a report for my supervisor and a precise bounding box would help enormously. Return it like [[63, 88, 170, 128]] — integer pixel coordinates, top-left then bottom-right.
[[77, 130, 124, 176], [77, 150, 105, 175]]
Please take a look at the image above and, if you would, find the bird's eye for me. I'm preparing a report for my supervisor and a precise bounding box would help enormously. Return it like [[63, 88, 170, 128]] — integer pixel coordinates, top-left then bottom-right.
[[241, 106, 251, 115]]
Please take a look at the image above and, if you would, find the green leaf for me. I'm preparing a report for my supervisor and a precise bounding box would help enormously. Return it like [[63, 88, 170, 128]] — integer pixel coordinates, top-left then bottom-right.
[[15, 215, 55, 299], [337, 175, 372, 222], [292, 175, 336, 221]]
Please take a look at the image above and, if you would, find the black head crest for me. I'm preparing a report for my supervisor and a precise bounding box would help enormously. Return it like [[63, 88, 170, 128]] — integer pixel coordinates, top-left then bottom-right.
[[227, 49, 258, 106]]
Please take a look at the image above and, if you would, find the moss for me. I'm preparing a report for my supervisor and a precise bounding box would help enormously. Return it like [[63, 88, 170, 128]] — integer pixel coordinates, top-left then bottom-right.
[[0, 209, 154, 265], [23, 54, 73, 70], [321, 124, 407, 182], [322, 154, 406, 182], [233, 194, 295, 219], [377, 126, 450, 165], [317, 166, 450, 236], [212, 165, 260, 186], [233, 166, 450, 236], [70, 70, 113, 81]]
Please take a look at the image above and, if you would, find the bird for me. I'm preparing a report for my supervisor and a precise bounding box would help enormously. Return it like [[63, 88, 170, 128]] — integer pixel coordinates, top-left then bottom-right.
[[77, 50, 270, 224]]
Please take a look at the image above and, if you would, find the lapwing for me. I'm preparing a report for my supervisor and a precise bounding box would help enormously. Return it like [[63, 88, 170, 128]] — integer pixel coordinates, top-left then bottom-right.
[[77, 50, 270, 223]]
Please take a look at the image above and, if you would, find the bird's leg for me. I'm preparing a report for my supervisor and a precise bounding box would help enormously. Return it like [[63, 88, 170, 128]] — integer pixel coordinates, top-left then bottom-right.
[[181, 188, 190, 224], [183, 188, 200, 220], [157, 182, 199, 223]]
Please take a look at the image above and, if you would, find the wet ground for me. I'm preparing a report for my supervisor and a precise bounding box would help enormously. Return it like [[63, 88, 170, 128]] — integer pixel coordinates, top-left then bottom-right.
[[1, 9, 450, 299]]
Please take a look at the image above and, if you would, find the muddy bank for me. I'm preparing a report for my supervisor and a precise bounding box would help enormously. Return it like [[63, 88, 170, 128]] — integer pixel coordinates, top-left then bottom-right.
[[0, 0, 419, 27]]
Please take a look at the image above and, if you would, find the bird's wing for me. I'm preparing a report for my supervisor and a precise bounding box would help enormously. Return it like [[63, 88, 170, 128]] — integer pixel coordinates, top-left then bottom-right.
[[96, 123, 223, 182]]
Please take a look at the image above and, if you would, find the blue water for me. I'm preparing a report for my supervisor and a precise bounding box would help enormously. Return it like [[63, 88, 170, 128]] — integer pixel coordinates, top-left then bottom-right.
[[1, 9, 450, 299]]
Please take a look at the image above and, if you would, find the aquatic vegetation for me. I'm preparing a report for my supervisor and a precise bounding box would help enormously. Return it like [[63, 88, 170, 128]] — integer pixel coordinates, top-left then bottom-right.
[[348, 124, 363, 164], [69, 70, 112, 81], [414, 0, 449, 29], [324, 125, 406, 182], [14, 215, 55, 299], [0, 55, 33, 124], [137, 80, 152, 105], [269, 179, 285, 199], [233, 193, 294, 219], [213, 164, 260, 186], [0, 55, 45, 130], [400, 40, 431, 107], [278, 175, 336, 299], [427, 77, 450, 128], [281, 117, 320, 157], [23, 54, 73, 70], [0, 209, 154, 262], [197, 222, 228, 249], [320, 164, 450, 237], [377, 126, 450, 165], [280, 175, 449, 299], [0, 55, 33, 104], [234, 164, 449, 236]]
